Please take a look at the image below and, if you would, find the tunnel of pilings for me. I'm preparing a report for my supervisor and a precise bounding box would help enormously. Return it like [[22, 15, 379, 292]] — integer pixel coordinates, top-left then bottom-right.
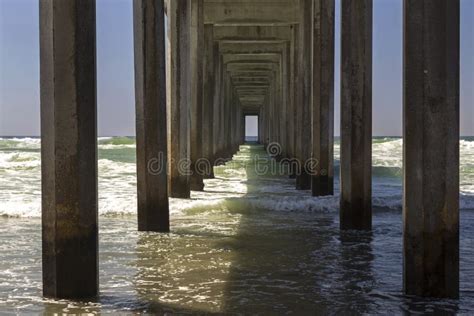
[[39, 0, 460, 300]]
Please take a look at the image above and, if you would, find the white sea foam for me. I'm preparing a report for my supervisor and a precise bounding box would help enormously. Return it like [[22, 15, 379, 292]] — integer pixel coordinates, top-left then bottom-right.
[[0, 137, 473, 218], [0, 138, 41, 149]]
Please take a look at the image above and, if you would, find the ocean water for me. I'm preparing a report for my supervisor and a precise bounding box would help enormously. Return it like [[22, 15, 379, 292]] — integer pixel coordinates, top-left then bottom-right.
[[0, 137, 473, 314], [1, 136, 472, 218]]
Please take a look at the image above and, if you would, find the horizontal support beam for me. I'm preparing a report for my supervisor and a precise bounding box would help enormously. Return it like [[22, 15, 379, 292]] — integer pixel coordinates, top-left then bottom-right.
[[219, 41, 288, 54], [213, 25, 292, 40], [204, 0, 299, 25]]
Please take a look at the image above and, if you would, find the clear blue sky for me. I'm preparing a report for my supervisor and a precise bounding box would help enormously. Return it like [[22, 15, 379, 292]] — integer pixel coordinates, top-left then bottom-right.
[[0, 0, 472, 136]]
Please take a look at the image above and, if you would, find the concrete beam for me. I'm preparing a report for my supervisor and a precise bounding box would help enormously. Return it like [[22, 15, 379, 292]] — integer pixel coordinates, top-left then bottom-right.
[[234, 84, 270, 89], [230, 76, 273, 83], [229, 69, 276, 111], [213, 25, 292, 41], [216, 32, 294, 156], [223, 53, 282, 63], [40, 0, 98, 299], [134, 0, 169, 232], [227, 70, 276, 76], [215, 36, 291, 159], [219, 41, 288, 54], [403, 0, 460, 298], [204, 0, 299, 26], [226, 62, 280, 71], [232, 80, 271, 85]]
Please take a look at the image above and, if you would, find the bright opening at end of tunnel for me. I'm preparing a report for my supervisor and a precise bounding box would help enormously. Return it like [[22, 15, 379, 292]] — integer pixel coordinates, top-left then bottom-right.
[[245, 116, 258, 143]]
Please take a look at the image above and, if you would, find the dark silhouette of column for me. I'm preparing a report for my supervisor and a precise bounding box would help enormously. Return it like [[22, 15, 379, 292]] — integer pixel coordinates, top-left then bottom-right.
[[190, 0, 205, 191], [312, 0, 335, 196], [167, 0, 191, 198], [202, 24, 215, 178], [133, 0, 169, 232], [340, 0, 372, 230], [403, 0, 460, 298], [288, 25, 299, 178], [295, 0, 313, 190], [40, 0, 98, 299]]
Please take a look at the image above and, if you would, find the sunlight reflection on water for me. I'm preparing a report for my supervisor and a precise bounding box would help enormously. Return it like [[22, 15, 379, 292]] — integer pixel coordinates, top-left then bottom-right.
[[0, 145, 473, 314]]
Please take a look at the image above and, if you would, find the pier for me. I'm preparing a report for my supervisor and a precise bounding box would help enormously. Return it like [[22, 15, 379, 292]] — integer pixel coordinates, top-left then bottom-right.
[[39, 0, 460, 300]]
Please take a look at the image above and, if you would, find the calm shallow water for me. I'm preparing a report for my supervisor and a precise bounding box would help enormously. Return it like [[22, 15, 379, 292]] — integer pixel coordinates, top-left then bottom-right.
[[0, 144, 473, 314]]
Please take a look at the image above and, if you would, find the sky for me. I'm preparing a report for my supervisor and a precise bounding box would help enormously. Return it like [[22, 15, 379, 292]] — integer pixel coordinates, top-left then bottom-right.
[[0, 0, 472, 137], [246, 116, 258, 137]]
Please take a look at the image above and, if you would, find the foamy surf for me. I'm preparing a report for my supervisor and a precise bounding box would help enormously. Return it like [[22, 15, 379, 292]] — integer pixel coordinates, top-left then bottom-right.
[[0, 137, 473, 218]]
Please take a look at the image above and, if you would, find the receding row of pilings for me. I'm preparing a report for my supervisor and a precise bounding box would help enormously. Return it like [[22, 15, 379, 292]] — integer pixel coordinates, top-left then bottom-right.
[[39, 0, 460, 301]]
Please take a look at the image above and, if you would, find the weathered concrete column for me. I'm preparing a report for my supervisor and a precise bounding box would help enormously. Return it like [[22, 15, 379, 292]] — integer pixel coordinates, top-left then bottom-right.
[[258, 109, 264, 144], [231, 89, 239, 153], [270, 75, 278, 147], [280, 46, 290, 159], [264, 81, 271, 147], [212, 51, 220, 160], [225, 74, 233, 156], [287, 25, 297, 161], [275, 59, 285, 159], [403, 0, 460, 298], [263, 93, 269, 147], [267, 78, 272, 145], [223, 71, 232, 158], [189, 0, 205, 191], [202, 24, 215, 178], [220, 70, 227, 157], [40, 0, 98, 299], [226, 79, 233, 155], [214, 53, 225, 161], [312, 0, 335, 196], [167, 0, 191, 198], [340, 0, 372, 230], [240, 113, 245, 144], [211, 42, 219, 163], [241, 113, 245, 143], [288, 24, 299, 179], [134, 0, 169, 232], [235, 96, 241, 152], [295, 0, 313, 190], [238, 106, 243, 146]]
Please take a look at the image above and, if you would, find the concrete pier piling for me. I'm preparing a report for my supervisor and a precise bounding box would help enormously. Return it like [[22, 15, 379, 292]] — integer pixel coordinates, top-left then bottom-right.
[[403, 0, 460, 298], [40, 0, 98, 299], [311, 0, 335, 197], [202, 25, 215, 178], [295, 0, 314, 190], [167, 0, 191, 198], [212, 42, 222, 164], [133, 0, 169, 232], [213, 53, 224, 161], [288, 25, 299, 178], [190, 0, 205, 191], [36, 0, 462, 302], [340, 0, 373, 230]]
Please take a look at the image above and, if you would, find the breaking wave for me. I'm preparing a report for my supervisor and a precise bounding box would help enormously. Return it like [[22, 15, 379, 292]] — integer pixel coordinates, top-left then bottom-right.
[[0, 137, 473, 218]]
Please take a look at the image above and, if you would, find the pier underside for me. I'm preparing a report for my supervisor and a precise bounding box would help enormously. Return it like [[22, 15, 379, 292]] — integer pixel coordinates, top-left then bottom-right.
[[38, 0, 460, 301]]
